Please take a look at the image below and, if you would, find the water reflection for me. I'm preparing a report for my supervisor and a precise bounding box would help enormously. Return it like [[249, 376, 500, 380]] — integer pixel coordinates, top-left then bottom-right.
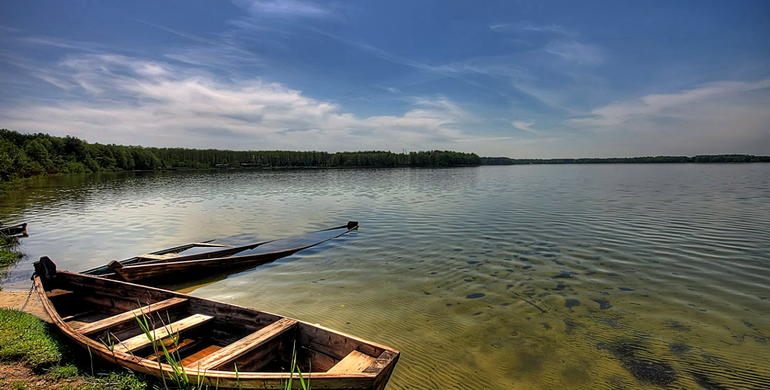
[[1, 165, 769, 389]]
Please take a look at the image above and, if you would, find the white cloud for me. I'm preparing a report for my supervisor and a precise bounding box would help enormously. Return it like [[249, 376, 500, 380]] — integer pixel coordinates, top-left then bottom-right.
[[0, 54, 473, 152], [489, 22, 571, 36], [511, 120, 539, 134], [232, 0, 334, 19], [567, 79, 770, 156], [572, 79, 770, 127]]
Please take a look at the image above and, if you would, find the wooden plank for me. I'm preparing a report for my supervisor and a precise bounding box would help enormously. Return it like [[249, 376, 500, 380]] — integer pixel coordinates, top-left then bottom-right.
[[135, 254, 177, 260], [146, 338, 199, 361], [185, 318, 297, 370], [300, 348, 338, 372], [363, 350, 400, 374], [179, 345, 223, 367], [327, 351, 376, 374], [61, 272, 283, 327], [77, 297, 188, 337], [114, 314, 213, 354], [296, 322, 382, 360], [47, 289, 74, 298], [61, 310, 95, 322]]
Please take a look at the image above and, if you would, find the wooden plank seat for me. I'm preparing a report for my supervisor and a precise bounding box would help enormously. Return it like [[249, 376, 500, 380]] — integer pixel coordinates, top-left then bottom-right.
[[114, 313, 213, 354], [77, 297, 188, 337], [146, 338, 200, 361], [184, 317, 297, 370], [327, 351, 376, 374], [180, 345, 223, 367]]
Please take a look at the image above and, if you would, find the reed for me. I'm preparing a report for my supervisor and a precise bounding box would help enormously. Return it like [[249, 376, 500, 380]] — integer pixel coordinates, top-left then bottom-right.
[[133, 308, 207, 390], [284, 341, 310, 390]]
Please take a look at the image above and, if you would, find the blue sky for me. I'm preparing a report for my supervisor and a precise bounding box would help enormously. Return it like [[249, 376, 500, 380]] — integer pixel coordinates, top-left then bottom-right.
[[1, 0, 769, 157]]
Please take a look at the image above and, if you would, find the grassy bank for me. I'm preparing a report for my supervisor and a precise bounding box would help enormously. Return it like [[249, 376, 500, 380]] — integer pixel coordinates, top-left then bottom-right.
[[0, 308, 146, 389]]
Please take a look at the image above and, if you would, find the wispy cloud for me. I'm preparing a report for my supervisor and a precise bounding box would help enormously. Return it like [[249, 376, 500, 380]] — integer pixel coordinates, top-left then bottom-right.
[[489, 22, 571, 36], [308, 28, 516, 100], [232, 0, 335, 19], [545, 39, 604, 66], [564, 79, 770, 156], [16, 36, 113, 54], [572, 79, 770, 127], [511, 120, 540, 134]]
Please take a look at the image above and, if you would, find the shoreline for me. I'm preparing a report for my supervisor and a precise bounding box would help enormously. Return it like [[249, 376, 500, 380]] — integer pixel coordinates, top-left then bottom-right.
[[0, 290, 50, 322]]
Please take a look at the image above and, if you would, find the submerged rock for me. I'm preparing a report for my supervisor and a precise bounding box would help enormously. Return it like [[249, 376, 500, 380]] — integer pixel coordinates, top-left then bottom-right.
[[565, 299, 581, 309], [592, 298, 612, 310], [598, 339, 678, 387]]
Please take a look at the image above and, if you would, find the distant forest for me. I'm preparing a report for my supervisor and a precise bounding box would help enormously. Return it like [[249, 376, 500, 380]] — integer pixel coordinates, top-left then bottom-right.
[[481, 155, 770, 165], [0, 129, 481, 182], [2, 129, 767, 183]]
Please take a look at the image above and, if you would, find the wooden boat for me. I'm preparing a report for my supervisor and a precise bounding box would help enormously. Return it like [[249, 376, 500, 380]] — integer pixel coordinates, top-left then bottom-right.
[[82, 222, 358, 283], [0, 222, 27, 236], [33, 257, 399, 390]]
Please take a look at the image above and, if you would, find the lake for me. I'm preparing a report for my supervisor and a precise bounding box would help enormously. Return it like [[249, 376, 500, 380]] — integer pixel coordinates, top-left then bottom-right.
[[1, 164, 769, 389]]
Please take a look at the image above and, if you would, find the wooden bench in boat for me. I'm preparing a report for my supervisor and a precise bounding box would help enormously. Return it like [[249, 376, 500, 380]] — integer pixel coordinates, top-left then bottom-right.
[[328, 350, 377, 374], [77, 297, 188, 337], [114, 313, 213, 354], [184, 317, 297, 370]]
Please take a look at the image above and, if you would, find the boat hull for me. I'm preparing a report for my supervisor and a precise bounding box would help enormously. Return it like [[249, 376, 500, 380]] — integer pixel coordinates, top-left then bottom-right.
[[0, 222, 27, 236], [83, 222, 358, 283], [33, 257, 399, 390]]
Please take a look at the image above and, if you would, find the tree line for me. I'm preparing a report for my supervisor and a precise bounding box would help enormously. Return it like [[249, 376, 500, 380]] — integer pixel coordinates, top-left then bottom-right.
[[0, 129, 481, 182], [481, 155, 770, 165]]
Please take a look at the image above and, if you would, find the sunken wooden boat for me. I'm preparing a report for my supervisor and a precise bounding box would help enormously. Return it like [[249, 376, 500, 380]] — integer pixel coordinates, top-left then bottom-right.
[[33, 257, 399, 390], [82, 221, 358, 283], [0, 222, 27, 236]]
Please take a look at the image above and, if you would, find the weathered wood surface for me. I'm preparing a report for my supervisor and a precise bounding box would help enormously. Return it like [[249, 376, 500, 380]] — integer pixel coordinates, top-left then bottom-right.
[[114, 313, 213, 353], [187, 317, 297, 370], [33, 257, 399, 390], [146, 337, 199, 361], [328, 351, 376, 374], [46, 289, 74, 298], [180, 345, 223, 367], [77, 297, 188, 337]]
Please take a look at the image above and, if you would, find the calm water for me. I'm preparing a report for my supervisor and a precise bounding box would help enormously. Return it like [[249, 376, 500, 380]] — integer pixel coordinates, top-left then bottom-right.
[[2, 165, 769, 389]]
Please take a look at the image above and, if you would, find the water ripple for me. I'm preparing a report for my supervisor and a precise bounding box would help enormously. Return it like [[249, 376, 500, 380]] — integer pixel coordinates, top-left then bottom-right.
[[1, 165, 769, 389]]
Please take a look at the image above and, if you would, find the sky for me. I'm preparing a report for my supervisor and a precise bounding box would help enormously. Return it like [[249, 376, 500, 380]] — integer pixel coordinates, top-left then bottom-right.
[[1, 1, 769, 158]]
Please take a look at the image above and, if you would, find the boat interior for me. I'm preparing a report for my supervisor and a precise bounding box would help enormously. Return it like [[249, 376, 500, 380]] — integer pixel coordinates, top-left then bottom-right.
[[42, 272, 389, 375]]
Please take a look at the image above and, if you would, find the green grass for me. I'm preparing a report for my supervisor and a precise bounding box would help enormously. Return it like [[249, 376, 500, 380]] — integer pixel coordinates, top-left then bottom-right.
[[0, 308, 147, 389], [0, 308, 63, 368], [45, 363, 80, 379]]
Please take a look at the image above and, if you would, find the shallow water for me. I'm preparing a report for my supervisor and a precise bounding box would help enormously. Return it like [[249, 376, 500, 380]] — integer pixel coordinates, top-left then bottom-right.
[[2, 165, 769, 389]]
